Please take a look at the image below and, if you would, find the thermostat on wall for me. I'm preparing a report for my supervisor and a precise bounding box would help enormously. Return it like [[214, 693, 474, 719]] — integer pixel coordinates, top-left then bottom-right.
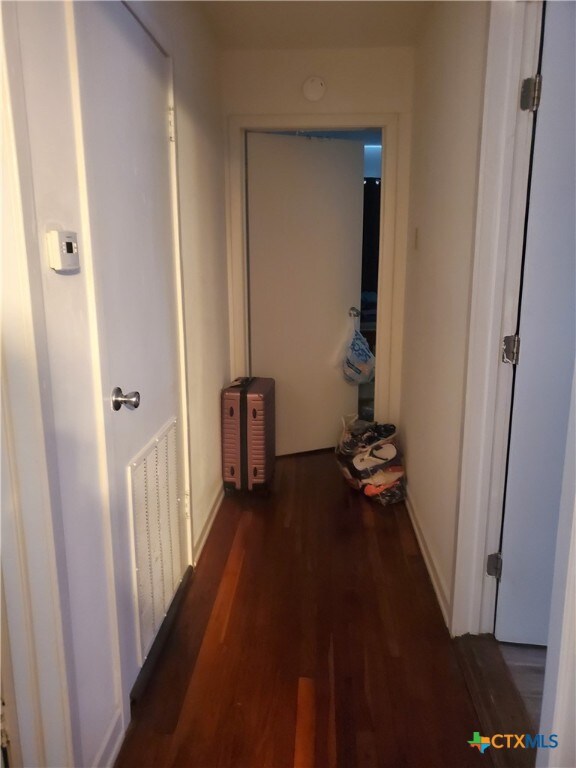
[[46, 230, 80, 274]]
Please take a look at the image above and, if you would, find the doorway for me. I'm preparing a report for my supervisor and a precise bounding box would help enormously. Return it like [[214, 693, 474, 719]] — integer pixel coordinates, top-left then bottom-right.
[[226, 113, 406, 438]]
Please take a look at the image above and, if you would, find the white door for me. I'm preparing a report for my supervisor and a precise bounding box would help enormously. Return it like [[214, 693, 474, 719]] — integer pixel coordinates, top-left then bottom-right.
[[73, 3, 185, 699], [247, 132, 364, 455], [495, 1, 576, 644]]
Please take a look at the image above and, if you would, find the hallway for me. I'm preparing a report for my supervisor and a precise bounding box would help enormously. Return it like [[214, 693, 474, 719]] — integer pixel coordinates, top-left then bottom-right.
[[116, 453, 486, 768]]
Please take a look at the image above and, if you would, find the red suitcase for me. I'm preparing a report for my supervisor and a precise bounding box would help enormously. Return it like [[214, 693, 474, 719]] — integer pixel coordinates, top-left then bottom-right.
[[221, 377, 275, 492]]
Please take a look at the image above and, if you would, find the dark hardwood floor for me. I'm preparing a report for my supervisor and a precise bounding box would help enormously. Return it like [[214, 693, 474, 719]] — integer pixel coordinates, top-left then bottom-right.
[[115, 452, 488, 768]]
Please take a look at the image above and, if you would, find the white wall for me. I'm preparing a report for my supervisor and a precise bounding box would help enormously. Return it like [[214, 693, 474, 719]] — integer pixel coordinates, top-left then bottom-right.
[[2, 20, 75, 759], [222, 46, 413, 115], [134, 2, 230, 556], [400, 2, 489, 618]]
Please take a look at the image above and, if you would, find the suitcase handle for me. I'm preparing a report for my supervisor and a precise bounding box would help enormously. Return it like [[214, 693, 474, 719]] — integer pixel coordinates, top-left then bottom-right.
[[230, 377, 254, 388]]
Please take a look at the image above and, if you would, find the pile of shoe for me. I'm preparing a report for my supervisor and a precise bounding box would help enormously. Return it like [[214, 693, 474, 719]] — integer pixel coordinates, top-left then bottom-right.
[[335, 417, 406, 506]]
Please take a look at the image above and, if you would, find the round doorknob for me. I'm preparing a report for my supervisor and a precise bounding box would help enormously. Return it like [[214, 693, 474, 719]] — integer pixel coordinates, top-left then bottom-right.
[[111, 387, 140, 411]]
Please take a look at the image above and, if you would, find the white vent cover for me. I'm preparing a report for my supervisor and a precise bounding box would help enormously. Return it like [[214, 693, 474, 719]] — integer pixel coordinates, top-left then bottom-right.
[[129, 418, 182, 663]]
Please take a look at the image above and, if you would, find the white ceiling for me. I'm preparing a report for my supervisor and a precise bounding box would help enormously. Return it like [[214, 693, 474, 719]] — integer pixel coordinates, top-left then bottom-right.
[[196, 1, 433, 50]]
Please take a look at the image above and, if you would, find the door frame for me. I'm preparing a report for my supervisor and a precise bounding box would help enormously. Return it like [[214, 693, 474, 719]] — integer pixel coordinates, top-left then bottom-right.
[[451, 1, 543, 636], [226, 112, 410, 425]]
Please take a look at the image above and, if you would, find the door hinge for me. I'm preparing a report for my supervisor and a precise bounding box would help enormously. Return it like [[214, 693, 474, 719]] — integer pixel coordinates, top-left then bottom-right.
[[520, 74, 542, 112], [168, 107, 176, 143], [486, 552, 503, 580], [502, 334, 520, 365]]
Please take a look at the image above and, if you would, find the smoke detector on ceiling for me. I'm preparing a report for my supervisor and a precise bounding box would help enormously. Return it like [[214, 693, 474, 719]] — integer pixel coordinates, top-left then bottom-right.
[[302, 76, 326, 102]]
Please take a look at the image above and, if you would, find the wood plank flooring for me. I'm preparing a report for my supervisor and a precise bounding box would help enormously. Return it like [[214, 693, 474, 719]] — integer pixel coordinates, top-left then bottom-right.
[[499, 644, 546, 731], [454, 635, 535, 768], [115, 452, 488, 768]]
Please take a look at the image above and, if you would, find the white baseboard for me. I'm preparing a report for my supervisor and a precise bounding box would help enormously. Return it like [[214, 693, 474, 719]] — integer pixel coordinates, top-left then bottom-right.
[[93, 709, 123, 768], [405, 490, 451, 627], [192, 486, 224, 566]]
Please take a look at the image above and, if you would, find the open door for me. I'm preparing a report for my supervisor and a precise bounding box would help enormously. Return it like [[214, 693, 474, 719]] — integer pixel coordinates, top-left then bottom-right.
[[247, 132, 364, 455], [495, 1, 576, 644]]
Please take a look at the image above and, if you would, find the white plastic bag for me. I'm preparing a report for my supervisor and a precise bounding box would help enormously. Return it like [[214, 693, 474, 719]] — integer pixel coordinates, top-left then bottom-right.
[[342, 329, 375, 384]]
